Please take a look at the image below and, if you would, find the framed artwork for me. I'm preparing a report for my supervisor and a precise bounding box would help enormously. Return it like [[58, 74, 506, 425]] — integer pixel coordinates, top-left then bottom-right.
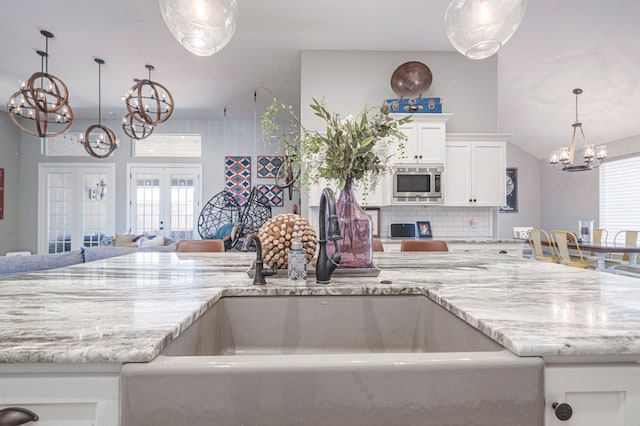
[[257, 155, 284, 178], [363, 207, 380, 238], [0, 167, 4, 220], [416, 221, 432, 238], [224, 156, 252, 205], [499, 167, 518, 213]]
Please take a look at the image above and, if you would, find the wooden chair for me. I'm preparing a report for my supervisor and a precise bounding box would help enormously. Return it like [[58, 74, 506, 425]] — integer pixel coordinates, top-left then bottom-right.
[[400, 239, 449, 252], [551, 230, 595, 269], [175, 239, 225, 253], [373, 239, 385, 252], [527, 229, 559, 263]]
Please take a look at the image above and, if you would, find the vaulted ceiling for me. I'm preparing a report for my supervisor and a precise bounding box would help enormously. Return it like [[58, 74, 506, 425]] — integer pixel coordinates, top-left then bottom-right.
[[1, 0, 638, 159]]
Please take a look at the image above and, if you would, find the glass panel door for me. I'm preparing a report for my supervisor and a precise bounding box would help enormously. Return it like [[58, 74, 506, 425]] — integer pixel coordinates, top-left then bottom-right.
[[128, 165, 201, 240], [38, 164, 115, 254]]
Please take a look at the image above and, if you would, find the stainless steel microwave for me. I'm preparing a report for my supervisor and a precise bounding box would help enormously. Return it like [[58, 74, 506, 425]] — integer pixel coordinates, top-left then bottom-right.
[[392, 165, 444, 203]]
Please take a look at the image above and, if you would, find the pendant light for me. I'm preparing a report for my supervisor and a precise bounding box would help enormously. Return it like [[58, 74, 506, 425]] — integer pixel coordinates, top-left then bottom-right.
[[6, 30, 74, 137], [81, 58, 119, 158], [158, 0, 238, 56], [549, 88, 607, 172], [445, 0, 527, 60], [123, 65, 174, 127]]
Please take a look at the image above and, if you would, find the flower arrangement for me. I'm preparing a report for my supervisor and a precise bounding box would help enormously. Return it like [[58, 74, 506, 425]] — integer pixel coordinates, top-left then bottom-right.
[[303, 98, 412, 192], [262, 97, 412, 194]]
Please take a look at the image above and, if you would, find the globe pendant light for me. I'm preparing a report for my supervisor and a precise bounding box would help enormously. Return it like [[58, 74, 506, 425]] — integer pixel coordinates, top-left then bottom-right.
[[6, 30, 74, 137], [445, 0, 527, 60], [123, 65, 174, 127], [80, 58, 119, 159], [158, 0, 238, 56]]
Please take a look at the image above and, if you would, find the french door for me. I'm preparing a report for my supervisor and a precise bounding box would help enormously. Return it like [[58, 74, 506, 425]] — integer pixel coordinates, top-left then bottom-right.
[[127, 164, 202, 240], [38, 163, 116, 254]]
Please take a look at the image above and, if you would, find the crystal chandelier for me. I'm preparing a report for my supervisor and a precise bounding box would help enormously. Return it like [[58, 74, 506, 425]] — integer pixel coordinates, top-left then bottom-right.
[[158, 0, 238, 56], [80, 58, 119, 159], [6, 30, 74, 137], [444, 0, 527, 60], [550, 88, 607, 172]]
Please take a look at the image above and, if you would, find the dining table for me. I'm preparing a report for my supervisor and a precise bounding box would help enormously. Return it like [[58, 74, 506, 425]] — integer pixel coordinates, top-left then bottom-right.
[[567, 241, 639, 271]]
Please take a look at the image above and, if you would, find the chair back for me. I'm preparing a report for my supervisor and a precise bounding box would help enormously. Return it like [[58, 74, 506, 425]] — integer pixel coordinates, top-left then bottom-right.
[[400, 239, 449, 252], [614, 230, 639, 261], [175, 239, 225, 253], [527, 229, 558, 262], [373, 239, 384, 252], [593, 228, 608, 245], [551, 230, 594, 269]]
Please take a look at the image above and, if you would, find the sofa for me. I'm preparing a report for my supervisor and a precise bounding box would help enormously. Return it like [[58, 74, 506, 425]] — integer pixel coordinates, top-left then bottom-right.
[[0, 243, 177, 280]]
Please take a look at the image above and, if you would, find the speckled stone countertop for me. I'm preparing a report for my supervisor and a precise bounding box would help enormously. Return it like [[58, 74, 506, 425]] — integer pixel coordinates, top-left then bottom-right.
[[1, 251, 639, 364]]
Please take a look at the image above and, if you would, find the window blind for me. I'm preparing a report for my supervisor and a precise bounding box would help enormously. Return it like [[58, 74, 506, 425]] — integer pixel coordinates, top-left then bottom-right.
[[599, 156, 640, 244]]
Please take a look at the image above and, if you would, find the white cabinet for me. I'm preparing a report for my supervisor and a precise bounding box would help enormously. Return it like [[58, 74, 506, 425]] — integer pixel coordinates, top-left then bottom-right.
[[0, 365, 120, 426], [391, 114, 451, 165], [545, 363, 640, 425], [445, 134, 508, 206]]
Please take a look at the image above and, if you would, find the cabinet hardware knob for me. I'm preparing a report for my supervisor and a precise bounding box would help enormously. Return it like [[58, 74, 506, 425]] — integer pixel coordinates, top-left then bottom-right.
[[552, 402, 573, 421], [414, 155, 418, 159], [468, 199, 472, 202], [0, 407, 39, 425], [419, 155, 423, 159], [473, 199, 477, 202]]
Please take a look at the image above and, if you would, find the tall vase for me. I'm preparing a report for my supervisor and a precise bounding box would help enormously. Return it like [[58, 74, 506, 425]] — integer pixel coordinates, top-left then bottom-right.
[[327, 177, 374, 268]]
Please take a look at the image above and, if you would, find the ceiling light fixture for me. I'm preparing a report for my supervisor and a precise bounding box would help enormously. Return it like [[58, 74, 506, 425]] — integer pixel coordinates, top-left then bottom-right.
[[444, 0, 527, 60], [6, 30, 74, 137], [158, 0, 238, 56], [123, 65, 174, 128], [80, 58, 119, 159], [549, 88, 607, 172]]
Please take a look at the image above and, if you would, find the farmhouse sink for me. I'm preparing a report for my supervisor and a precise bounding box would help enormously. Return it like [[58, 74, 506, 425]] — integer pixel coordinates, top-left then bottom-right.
[[161, 295, 502, 355], [121, 296, 544, 426]]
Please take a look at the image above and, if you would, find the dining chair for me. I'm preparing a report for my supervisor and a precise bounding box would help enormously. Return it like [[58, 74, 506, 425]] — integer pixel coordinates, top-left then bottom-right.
[[400, 239, 449, 252], [373, 239, 385, 252], [526, 229, 559, 263], [613, 230, 639, 262], [590, 228, 608, 257], [175, 239, 225, 253], [551, 230, 595, 269]]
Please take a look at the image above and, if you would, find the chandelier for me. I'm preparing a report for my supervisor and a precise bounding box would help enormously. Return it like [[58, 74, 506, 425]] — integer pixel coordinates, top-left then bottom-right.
[[444, 0, 527, 60], [550, 88, 607, 172], [158, 0, 238, 56], [80, 58, 119, 159], [123, 65, 174, 129], [6, 30, 74, 137]]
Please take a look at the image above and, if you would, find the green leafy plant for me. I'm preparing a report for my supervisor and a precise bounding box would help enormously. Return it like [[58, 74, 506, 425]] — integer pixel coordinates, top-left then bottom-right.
[[262, 97, 411, 194]]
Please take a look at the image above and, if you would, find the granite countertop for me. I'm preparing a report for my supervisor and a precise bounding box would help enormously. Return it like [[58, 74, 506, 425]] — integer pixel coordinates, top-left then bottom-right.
[[380, 238, 522, 243], [1, 251, 639, 364]]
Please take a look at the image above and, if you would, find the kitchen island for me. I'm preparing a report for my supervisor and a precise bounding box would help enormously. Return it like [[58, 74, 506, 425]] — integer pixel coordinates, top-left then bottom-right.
[[1, 251, 639, 424]]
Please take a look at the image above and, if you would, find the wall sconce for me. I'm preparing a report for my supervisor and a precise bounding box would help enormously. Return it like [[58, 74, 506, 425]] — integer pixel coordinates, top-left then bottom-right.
[[89, 178, 107, 201]]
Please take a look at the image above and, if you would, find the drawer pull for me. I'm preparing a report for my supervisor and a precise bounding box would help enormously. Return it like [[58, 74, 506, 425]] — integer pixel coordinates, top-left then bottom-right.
[[0, 407, 39, 425]]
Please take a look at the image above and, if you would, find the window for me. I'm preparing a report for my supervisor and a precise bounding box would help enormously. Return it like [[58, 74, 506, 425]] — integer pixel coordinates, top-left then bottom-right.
[[133, 134, 202, 157], [44, 133, 88, 157], [599, 156, 640, 244]]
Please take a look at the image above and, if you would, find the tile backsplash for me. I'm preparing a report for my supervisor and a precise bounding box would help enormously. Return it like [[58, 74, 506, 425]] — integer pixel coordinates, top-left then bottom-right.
[[379, 205, 494, 238]]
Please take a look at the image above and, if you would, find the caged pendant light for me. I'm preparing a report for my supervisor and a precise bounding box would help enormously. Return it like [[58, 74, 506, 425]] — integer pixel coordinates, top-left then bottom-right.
[[6, 30, 74, 137], [123, 65, 174, 129], [80, 58, 119, 159]]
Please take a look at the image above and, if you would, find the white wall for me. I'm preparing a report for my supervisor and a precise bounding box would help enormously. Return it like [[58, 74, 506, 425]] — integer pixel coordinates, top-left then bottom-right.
[[0, 112, 22, 254], [16, 117, 295, 253], [497, 142, 542, 239]]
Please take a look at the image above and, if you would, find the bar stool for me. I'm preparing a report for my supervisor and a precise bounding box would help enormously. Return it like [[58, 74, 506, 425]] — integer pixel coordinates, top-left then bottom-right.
[[400, 240, 449, 252], [175, 239, 225, 252]]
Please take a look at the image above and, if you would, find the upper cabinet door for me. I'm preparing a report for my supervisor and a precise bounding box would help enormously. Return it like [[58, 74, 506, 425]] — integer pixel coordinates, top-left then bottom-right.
[[392, 115, 451, 165], [445, 134, 509, 207]]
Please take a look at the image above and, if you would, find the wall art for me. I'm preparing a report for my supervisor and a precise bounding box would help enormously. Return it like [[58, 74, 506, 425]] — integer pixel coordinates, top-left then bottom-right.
[[499, 167, 518, 213], [225, 156, 251, 205], [257, 155, 284, 179]]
